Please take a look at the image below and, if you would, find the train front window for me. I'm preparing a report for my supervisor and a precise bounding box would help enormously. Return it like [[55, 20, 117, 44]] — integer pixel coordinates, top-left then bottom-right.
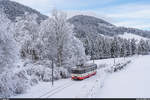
[[71, 69, 82, 74]]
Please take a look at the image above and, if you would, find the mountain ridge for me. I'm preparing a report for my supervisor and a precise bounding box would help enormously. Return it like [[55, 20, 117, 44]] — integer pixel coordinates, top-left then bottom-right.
[[0, 0, 48, 23], [0, 0, 150, 39], [68, 15, 150, 39]]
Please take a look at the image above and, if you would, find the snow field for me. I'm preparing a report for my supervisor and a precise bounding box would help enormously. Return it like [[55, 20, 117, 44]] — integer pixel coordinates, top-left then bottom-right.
[[11, 56, 135, 98], [95, 55, 150, 98]]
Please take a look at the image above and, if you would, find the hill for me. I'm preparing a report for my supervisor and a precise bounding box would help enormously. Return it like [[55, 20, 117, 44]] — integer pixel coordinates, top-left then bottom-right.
[[68, 15, 150, 39], [0, 0, 48, 23]]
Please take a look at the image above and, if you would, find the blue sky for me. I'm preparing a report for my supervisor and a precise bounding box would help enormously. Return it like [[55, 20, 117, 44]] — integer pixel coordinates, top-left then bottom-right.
[[11, 0, 150, 30]]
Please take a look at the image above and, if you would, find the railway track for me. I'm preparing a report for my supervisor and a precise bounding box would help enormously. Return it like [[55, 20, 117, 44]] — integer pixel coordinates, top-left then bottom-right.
[[39, 81, 74, 98], [39, 64, 102, 98]]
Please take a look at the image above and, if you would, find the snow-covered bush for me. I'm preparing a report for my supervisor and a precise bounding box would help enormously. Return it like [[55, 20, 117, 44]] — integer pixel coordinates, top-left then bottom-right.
[[43, 67, 63, 81], [105, 60, 131, 73], [58, 67, 70, 78], [12, 74, 28, 94], [29, 75, 39, 86], [25, 65, 44, 81], [0, 72, 14, 97], [25, 64, 62, 82], [98, 64, 107, 69], [42, 69, 52, 82], [0, 71, 29, 98]]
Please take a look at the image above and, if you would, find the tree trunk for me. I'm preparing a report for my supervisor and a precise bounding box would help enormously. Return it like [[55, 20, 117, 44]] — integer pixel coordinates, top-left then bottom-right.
[[57, 48, 62, 67]]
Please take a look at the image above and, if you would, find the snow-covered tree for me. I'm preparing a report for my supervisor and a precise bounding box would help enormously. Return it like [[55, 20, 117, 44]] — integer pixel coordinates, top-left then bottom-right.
[[95, 36, 104, 59], [38, 9, 87, 69], [102, 37, 111, 58], [120, 39, 126, 57], [0, 9, 29, 98], [110, 37, 121, 58], [14, 12, 39, 43], [0, 9, 19, 72], [146, 40, 150, 52], [138, 39, 149, 55], [130, 39, 137, 55], [126, 39, 132, 56], [14, 12, 40, 60]]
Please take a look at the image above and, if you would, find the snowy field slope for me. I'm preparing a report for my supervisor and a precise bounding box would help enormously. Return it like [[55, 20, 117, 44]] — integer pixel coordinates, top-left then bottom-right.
[[11, 68, 106, 98], [95, 55, 150, 98], [118, 32, 149, 42], [11, 55, 150, 98]]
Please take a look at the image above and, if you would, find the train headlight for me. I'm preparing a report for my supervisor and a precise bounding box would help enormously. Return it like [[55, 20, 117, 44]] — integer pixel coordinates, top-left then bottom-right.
[[77, 74, 81, 77], [80, 74, 82, 77], [77, 74, 82, 77], [72, 74, 83, 77]]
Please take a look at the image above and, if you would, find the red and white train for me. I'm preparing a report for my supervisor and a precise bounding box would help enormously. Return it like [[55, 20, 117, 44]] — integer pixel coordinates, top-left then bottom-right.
[[71, 63, 97, 80]]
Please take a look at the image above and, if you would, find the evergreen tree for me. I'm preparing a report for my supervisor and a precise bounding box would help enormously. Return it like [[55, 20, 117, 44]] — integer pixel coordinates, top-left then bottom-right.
[[131, 39, 137, 55], [138, 39, 149, 55]]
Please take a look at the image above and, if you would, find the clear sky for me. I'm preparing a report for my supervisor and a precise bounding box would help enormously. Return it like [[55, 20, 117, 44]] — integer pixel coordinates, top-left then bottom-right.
[[11, 0, 150, 30]]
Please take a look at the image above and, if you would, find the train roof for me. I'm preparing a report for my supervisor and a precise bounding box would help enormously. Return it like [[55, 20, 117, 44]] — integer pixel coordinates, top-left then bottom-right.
[[71, 63, 97, 70], [83, 63, 97, 67]]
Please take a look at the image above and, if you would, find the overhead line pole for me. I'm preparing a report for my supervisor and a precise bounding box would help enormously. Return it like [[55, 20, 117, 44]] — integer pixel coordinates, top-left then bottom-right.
[[52, 58, 54, 86]]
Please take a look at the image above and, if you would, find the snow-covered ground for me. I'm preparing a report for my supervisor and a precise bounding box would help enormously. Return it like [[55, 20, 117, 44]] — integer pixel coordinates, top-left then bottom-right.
[[95, 55, 150, 98], [118, 32, 148, 42], [11, 55, 150, 98]]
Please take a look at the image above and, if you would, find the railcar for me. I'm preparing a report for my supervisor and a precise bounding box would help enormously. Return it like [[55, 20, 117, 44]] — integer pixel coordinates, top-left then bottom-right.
[[71, 63, 97, 80]]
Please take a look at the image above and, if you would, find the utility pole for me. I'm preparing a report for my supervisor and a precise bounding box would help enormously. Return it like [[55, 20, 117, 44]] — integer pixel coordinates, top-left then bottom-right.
[[93, 52, 94, 64], [124, 54, 125, 61], [113, 55, 116, 66], [52, 59, 54, 86], [91, 50, 94, 64], [92, 41, 95, 64]]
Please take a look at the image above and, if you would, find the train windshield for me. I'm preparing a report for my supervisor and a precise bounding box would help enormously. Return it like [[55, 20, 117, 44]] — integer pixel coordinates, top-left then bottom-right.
[[71, 64, 97, 74], [71, 69, 81, 74]]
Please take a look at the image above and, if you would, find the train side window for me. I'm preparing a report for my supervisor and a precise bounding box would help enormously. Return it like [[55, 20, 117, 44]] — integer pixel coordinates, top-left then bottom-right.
[[83, 69, 85, 73], [96, 65, 97, 69], [88, 68, 90, 72], [82, 69, 84, 73], [79, 70, 81, 74], [92, 67, 93, 71], [85, 69, 88, 73], [88, 68, 89, 72], [87, 68, 89, 72], [81, 70, 83, 74], [92, 67, 94, 71], [90, 68, 92, 71]]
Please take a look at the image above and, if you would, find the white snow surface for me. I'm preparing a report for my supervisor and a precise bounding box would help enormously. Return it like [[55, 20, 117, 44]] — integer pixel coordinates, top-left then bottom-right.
[[118, 32, 148, 42], [11, 55, 150, 98], [95, 55, 150, 98]]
